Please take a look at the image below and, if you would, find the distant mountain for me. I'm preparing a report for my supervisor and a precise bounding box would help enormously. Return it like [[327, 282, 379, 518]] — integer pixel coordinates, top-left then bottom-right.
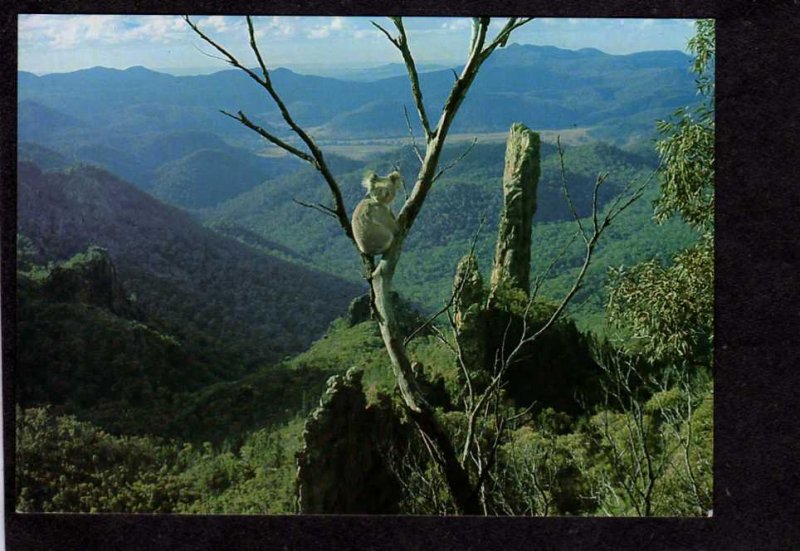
[[151, 148, 301, 209], [17, 161, 365, 371], [17, 142, 70, 170], [18, 131, 300, 208], [303, 62, 451, 82], [18, 44, 697, 148]]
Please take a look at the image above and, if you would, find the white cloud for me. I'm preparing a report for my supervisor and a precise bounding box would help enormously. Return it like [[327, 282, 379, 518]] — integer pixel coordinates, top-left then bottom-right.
[[306, 16, 349, 40], [440, 18, 471, 31], [198, 16, 229, 33], [19, 15, 189, 49], [308, 26, 330, 39], [253, 16, 297, 39]]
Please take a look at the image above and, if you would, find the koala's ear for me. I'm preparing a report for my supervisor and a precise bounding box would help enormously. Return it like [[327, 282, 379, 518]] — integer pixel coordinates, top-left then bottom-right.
[[388, 171, 403, 191], [362, 170, 378, 191]]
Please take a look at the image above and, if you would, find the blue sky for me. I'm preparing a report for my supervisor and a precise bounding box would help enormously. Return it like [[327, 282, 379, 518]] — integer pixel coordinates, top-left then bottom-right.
[[18, 15, 698, 75]]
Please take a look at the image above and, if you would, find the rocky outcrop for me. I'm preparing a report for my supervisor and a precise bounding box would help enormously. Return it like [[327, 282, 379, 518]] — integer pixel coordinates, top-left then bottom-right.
[[39, 246, 134, 317], [452, 253, 489, 391], [489, 123, 541, 300], [296, 367, 404, 514]]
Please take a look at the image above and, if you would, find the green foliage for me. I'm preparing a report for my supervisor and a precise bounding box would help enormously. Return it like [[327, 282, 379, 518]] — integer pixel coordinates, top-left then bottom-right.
[[653, 111, 714, 230], [654, 19, 714, 231], [607, 19, 715, 364], [607, 236, 713, 364], [580, 376, 713, 517], [498, 412, 595, 516], [16, 406, 306, 514], [16, 407, 195, 513], [176, 419, 304, 514]]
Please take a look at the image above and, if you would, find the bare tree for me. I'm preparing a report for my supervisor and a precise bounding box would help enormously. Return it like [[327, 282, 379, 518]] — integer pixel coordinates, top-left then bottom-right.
[[184, 16, 650, 515], [184, 15, 534, 514]]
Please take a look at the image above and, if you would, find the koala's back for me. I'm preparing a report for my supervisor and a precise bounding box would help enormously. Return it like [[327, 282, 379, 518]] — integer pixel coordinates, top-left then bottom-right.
[[352, 199, 396, 255]]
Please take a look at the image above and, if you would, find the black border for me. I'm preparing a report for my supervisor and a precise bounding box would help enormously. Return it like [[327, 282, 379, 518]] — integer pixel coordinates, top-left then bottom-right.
[[3, 1, 800, 549]]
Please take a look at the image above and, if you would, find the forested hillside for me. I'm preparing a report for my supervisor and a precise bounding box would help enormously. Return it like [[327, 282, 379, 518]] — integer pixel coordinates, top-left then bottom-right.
[[17, 161, 364, 370], [208, 140, 698, 327], [14, 19, 714, 518]]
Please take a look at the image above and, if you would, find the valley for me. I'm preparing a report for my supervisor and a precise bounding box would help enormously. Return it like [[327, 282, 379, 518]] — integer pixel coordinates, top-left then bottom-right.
[[12, 32, 713, 517]]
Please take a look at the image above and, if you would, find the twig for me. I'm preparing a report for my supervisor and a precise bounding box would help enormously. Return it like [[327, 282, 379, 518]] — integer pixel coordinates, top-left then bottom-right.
[[404, 212, 487, 345], [389, 17, 434, 141], [432, 137, 478, 183], [557, 136, 587, 242], [292, 198, 338, 219], [403, 105, 425, 166]]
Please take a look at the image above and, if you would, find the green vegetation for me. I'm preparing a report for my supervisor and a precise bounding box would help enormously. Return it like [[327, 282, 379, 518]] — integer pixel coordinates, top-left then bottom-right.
[[207, 139, 698, 332], [17, 406, 304, 514], [14, 22, 713, 517]]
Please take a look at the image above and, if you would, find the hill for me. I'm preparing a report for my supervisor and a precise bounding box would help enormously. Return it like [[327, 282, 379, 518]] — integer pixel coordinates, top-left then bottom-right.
[[151, 147, 300, 209], [17, 247, 227, 436], [17, 161, 364, 371], [206, 139, 699, 327], [18, 44, 697, 152]]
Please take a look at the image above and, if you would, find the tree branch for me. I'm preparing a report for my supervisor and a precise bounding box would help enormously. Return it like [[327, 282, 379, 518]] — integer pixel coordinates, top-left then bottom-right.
[[480, 18, 535, 61], [185, 15, 354, 240], [432, 137, 478, 183], [220, 110, 313, 162], [389, 17, 434, 141], [292, 198, 338, 219], [403, 105, 425, 165]]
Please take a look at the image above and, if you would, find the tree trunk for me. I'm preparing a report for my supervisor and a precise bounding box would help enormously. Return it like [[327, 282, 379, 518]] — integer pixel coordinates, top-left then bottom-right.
[[371, 244, 481, 514]]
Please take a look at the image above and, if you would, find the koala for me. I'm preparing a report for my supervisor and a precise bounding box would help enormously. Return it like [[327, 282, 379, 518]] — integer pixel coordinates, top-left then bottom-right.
[[352, 170, 403, 255]]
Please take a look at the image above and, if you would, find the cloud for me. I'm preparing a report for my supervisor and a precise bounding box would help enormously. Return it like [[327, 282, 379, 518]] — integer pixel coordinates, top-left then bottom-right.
[[19, 15, 189, 49], [440, 18, 471, 31], [306, 16, 349, 40], [253, 16, 298, 39], [197, 16, 230, 33]]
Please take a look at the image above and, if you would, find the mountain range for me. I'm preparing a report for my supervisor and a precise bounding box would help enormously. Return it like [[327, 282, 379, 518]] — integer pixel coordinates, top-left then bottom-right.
[[18, 43, 697, 152]]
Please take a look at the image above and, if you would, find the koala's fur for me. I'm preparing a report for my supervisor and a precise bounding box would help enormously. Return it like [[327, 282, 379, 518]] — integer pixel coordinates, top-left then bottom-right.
[[352, 170, 402, 255]]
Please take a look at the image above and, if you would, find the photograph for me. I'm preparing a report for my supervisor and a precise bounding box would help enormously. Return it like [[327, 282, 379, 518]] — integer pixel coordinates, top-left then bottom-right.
[[13, 14, 714, 517]]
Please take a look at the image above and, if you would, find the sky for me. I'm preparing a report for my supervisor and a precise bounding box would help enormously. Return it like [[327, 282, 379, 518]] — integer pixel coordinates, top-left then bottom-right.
[[18, 15, 698, 76]]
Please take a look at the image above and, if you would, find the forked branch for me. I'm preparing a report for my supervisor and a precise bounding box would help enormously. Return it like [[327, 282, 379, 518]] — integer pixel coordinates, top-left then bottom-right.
[[184, 15, 353, 240], [371, 18, 434, 141]]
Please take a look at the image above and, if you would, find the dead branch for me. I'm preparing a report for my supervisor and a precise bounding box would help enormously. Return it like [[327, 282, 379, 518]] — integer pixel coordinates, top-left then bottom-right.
[[377, 17, 434, 141], [432, 137, 478, 183], [403, 105, 425, 165], [292, 198, 338, 218], [184, 15, 353, 240]]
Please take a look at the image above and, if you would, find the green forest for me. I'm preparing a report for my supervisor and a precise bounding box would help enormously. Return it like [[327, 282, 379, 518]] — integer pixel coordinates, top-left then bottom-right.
[[15, 18, 714, 516]]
